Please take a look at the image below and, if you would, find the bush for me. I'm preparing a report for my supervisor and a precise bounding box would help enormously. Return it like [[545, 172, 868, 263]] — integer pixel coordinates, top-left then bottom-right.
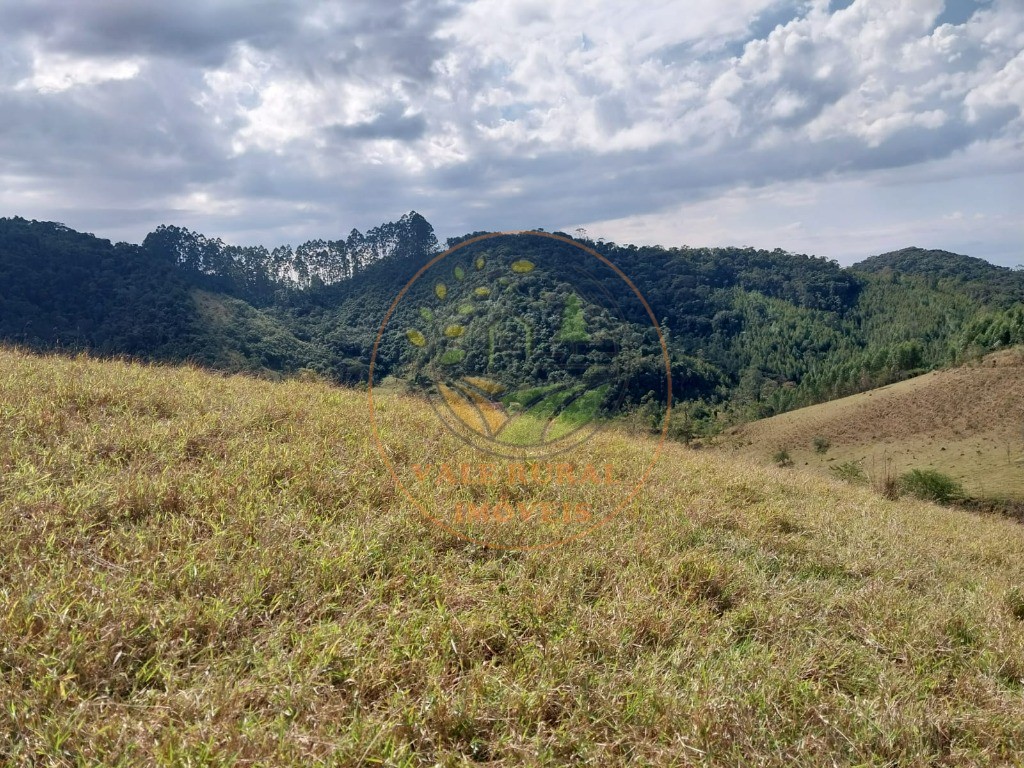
[[812, 436, 831, 454], [830, 460, 866, 484], [773, 449, 794, 468], [1006, 588, 1024, 622], [899, 469, 964, 504]]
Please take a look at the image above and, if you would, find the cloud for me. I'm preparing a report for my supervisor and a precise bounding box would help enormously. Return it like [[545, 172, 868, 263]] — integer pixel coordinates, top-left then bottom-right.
[[0, 0, 1020, 264], [14, 50, 142, 93], [326, 108, 428, 142], [581, 151, 1024, 267], [0, 0, 301, 66]]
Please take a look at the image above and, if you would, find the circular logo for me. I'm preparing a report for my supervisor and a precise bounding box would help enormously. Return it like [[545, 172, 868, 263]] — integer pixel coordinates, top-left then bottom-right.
[[368, 231, 671, 550]]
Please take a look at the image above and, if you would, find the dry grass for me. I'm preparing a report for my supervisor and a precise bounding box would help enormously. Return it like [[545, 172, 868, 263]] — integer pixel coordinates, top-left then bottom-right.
[[722, 349, 1024, 500], [2, 346, 1024, 765]]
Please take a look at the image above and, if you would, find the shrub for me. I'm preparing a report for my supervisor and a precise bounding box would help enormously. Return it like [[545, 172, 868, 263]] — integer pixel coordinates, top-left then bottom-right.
[[830, 461, 866, 484], [1006, 588, 1024, 622], [812, 436, 831, 454], [899, 469, 964, 504], [773, 449, 794, 468]]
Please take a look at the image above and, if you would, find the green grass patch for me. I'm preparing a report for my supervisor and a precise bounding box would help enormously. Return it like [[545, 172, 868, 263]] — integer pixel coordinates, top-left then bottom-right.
[[556, 293, 588, 343], [899, 468, 964, 504], [439, 348, 465, 365]]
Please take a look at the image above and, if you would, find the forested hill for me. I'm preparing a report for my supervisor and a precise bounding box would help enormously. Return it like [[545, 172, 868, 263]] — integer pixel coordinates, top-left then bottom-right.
[[853, 247, 1024, 306], [0, 213, 438, 381], [1, 214, 1021, 433], [854, 246, 1021, 285]]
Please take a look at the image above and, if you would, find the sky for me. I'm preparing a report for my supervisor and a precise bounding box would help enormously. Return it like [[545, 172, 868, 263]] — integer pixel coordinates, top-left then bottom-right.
[[0, 0, 1021, 266]]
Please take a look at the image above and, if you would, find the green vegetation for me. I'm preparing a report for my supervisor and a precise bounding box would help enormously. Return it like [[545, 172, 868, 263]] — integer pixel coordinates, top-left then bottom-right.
[[829, 460, 867, 484], [558, 385, 608, 428], [4, 348, 1024, 764], [812, 436, 831, 454], [439, 349, 465, 365], [2, 217, 1022, 434], [556, 293, 588, 343], [772, 449, 794, 468], [853, 247, 1024, 305], [961, 306, 1024, 353], [899, 469, 965, 504]]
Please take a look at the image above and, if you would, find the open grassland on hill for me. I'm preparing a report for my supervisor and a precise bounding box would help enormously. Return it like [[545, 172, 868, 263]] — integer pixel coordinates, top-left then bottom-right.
[[2, 348, 1024, 765], [723, 349, 1024, 501]]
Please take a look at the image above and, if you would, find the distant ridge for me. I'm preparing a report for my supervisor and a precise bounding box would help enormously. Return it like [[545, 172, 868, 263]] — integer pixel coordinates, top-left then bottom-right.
[[853, 246, 1021, 282]]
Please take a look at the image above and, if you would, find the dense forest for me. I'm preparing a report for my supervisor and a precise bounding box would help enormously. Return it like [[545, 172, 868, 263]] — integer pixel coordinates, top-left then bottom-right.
[[1, 214, 1021, 435]]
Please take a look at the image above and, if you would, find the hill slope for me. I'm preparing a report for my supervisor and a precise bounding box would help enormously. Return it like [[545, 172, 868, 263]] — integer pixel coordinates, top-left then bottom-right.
[[852, 247, 1024, 308], [2, 347, 1024, 765], [6, 215, 1024, 431], [722, 349, 1024, 499], [853, 247, 1021, 284]]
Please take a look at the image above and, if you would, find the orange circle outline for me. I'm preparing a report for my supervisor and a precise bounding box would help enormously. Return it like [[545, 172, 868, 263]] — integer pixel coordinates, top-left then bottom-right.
[[367, 230, 672, 551]]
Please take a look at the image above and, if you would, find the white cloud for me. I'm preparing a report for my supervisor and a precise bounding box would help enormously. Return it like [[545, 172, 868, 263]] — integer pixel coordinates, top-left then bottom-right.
[[965, 49, 1024, 120], [16, 49, 142, 93], [0, 0, 1021, 265]]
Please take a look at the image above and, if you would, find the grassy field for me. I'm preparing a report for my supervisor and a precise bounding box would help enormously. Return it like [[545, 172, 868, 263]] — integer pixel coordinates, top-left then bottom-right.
[[2, 347, 1024, 765], [720, 349, 1024, 501]]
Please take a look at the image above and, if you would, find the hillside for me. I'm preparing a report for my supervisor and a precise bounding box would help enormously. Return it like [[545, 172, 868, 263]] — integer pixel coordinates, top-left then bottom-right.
[[721, 349, 1024, 500], [852, 247, 1024, 308], [853, 247, 1021, 284], [4, 215, 1024, 433], [3, 347, 1024, 764]]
